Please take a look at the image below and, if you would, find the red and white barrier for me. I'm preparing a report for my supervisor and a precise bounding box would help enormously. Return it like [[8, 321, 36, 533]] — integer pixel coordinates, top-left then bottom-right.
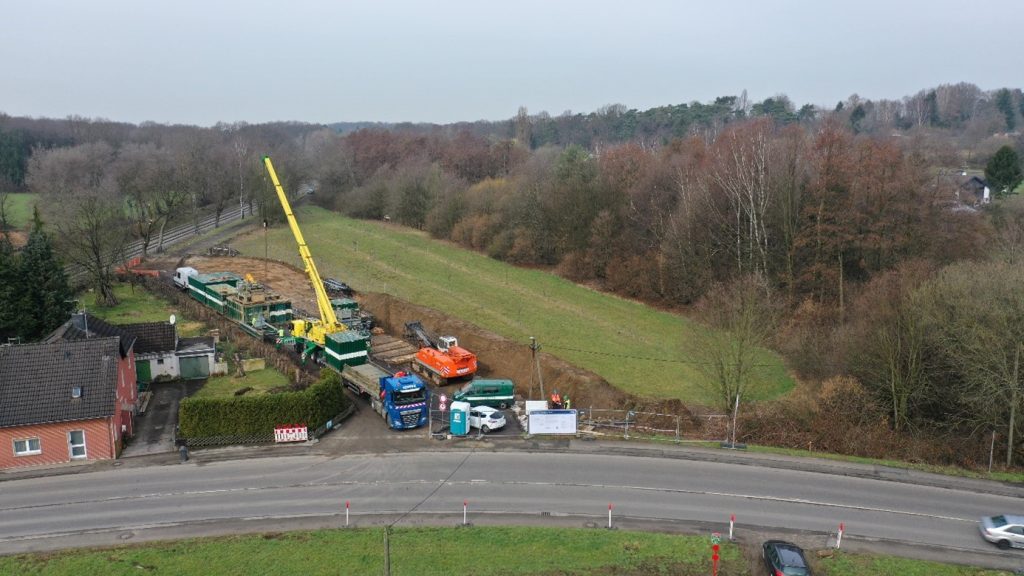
[[273, 424, 308, 443]]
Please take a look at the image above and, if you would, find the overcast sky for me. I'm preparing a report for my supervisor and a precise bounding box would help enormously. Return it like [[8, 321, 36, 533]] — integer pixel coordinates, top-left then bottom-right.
[[4, 1, 1020, 126]]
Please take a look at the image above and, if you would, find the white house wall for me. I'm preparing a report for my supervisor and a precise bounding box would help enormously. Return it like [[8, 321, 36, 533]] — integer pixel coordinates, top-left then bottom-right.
[[141, 353, 179, 380]]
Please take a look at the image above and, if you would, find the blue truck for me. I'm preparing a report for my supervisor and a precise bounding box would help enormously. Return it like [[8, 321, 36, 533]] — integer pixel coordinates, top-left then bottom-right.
[[341, 363, 430, 430]]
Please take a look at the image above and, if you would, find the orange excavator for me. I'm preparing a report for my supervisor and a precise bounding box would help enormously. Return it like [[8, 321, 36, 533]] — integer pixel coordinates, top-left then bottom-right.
[[404, 321, 477, 385]]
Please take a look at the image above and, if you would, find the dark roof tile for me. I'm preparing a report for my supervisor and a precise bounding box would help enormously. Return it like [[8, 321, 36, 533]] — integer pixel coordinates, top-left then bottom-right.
[[0, 338, 119, 427], [118, 322, 176, 354]]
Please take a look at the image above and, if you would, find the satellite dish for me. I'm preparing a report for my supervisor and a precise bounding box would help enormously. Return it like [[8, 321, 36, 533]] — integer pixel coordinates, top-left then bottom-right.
[[169, 314, 176, 325]]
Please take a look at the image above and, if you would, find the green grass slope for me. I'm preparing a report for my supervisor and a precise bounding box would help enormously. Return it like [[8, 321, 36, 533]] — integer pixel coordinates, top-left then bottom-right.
[[233, 207, 793, 404], [2, 192, 37, 228]]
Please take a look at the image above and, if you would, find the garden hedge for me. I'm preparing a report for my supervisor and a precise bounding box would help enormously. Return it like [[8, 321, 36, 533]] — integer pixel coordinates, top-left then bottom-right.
[[178, 370, 347, 437]]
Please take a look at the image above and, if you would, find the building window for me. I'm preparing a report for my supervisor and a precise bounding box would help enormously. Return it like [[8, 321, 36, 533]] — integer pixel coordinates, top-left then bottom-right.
[[72, 386, 82, 398], [157, 358, 164, 365], [14, 438, 41, 456], [68, 430, 87, 459]]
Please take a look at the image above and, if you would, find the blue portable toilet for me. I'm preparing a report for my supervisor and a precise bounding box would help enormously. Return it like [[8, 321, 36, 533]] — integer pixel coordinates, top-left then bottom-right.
[[450, 401, 470, 436]]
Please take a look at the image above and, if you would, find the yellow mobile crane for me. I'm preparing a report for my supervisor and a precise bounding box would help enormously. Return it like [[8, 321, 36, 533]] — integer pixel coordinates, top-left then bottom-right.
[[262, 156, 347, 360]]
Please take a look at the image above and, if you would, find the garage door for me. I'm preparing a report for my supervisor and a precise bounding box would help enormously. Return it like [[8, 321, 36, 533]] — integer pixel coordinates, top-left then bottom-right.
[[179, 356, 209, 380]]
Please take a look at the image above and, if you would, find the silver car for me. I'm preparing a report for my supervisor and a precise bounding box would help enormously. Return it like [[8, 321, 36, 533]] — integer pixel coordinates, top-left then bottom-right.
[[979, 515, 1024, 549]]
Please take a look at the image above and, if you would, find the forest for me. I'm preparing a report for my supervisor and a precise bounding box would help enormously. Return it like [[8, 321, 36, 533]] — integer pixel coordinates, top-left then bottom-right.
[[2, 82, 1024, 469]]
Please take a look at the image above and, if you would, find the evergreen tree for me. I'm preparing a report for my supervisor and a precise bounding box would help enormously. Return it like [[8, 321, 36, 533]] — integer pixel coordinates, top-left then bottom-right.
[[995, 89, 1016, 132], [18, 227, 74, 341], [0, 238, 17, 342], [985, 145, 1023, 197]]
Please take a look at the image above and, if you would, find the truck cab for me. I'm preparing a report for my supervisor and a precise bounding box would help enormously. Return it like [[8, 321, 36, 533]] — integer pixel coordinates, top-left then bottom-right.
[[173, 267, 198, 290], [377, 373, 430, 429]]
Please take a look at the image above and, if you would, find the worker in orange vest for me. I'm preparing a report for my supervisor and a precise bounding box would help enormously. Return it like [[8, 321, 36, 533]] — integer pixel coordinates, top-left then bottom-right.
[[550, 390, 562, 409]]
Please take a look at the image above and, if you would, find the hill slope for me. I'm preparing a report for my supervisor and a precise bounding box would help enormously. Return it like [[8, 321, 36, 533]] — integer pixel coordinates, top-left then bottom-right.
[[232, 206, 793, 404]]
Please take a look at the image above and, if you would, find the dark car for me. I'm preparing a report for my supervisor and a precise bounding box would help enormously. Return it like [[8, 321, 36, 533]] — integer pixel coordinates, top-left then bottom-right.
[[762, 540, 811, 576]]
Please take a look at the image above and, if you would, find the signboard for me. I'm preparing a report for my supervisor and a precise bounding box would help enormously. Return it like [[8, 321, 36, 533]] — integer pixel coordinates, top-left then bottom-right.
[[274, 424, 309, 443], [524, 400, 549, 413], [527, 409, 578, 435]]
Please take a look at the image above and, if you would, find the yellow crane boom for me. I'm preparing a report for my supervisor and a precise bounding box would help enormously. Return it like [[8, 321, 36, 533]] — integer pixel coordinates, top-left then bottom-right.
[[262, 156, 343, 345]]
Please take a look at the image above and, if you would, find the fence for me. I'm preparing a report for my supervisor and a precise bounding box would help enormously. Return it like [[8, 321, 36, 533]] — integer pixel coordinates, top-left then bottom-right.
[[65, 202, 255, 285], [576, 408, 730, 443]]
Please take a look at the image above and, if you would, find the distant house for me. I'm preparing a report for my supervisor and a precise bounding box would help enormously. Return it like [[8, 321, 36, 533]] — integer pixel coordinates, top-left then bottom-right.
[[958, 176, 991, 206], [0, 337, 137, 470]]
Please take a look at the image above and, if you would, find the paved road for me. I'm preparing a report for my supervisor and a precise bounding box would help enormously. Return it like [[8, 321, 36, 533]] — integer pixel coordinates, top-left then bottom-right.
[[1, 450, 1022, 570]]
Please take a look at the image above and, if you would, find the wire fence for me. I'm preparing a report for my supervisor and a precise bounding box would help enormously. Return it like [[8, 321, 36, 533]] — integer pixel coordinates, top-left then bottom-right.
[[65, 202, 254, 285], [576, 408, 730, 443]]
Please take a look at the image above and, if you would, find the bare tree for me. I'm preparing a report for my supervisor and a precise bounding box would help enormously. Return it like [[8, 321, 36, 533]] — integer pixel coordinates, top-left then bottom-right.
[[846, 265, 932, 432], [28, 142, 127, 306], [692, 274, 781, 446], [920, 261, 1024, 466], [710, 119, 774, 277]]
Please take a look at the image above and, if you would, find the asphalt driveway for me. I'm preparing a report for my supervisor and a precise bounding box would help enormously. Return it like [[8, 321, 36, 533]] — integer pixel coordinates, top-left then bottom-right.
[[122, 379, 204, 457]]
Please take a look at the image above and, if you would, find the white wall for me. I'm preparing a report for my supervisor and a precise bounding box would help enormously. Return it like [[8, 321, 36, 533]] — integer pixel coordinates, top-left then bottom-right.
[[141, 353, 179, 381]]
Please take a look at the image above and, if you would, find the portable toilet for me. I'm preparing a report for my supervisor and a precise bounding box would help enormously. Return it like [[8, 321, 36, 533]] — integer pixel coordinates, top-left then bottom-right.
[[450, 401, 470, 436]]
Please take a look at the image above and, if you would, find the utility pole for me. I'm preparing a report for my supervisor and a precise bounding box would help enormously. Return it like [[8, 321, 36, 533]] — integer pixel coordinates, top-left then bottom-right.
[[729, 393, 740, 448], [530, 337, 544, 399]]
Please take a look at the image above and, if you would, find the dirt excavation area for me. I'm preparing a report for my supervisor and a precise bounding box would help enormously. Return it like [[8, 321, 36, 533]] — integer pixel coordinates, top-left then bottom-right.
[[178, 256, 630, 411]]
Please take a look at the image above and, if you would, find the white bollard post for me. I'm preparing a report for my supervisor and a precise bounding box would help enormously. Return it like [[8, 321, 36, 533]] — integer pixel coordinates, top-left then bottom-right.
[[608, 503, 613, 529], [345, 500, 350, 527], [463, 500, 468, 526], [729, 514, 735, 541], [836, 522, 844, 549]]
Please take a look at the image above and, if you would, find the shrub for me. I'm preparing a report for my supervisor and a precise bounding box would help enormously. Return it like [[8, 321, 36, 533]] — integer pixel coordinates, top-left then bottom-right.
[[179, 371, 347, 437]]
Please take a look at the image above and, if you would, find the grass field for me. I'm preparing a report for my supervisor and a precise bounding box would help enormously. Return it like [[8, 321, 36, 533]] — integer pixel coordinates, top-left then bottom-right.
[[0, 527, 1009, 576], [0, 526, 740, 576], [1, 192, 36, 228], [84, 283, 204, 337], [818, 550, 1012, 576], [233, 207, 793, 404], [195, 368, 290, 399]]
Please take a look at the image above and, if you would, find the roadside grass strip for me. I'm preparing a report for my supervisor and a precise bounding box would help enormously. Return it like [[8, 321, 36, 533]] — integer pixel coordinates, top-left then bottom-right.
[[0, 526, 745, 576]]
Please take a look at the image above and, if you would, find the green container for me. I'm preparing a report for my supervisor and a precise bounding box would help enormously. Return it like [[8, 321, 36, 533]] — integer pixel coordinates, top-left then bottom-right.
[[330, 298, 359, 311], [267, 300, 293, 324], [187, 272, 242, 314], [324, 330, 370, 370]]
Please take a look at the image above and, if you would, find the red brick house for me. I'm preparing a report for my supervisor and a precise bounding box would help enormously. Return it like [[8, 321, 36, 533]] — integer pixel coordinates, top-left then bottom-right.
[[0, 335, 137, 470]]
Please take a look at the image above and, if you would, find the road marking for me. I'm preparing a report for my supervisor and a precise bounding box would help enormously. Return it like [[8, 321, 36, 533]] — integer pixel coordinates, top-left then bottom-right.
[[0, 477, 979, 525]]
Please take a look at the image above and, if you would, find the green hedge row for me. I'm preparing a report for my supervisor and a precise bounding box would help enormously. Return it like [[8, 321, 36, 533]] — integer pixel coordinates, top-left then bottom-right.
[[178, 370, 348, 437]]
